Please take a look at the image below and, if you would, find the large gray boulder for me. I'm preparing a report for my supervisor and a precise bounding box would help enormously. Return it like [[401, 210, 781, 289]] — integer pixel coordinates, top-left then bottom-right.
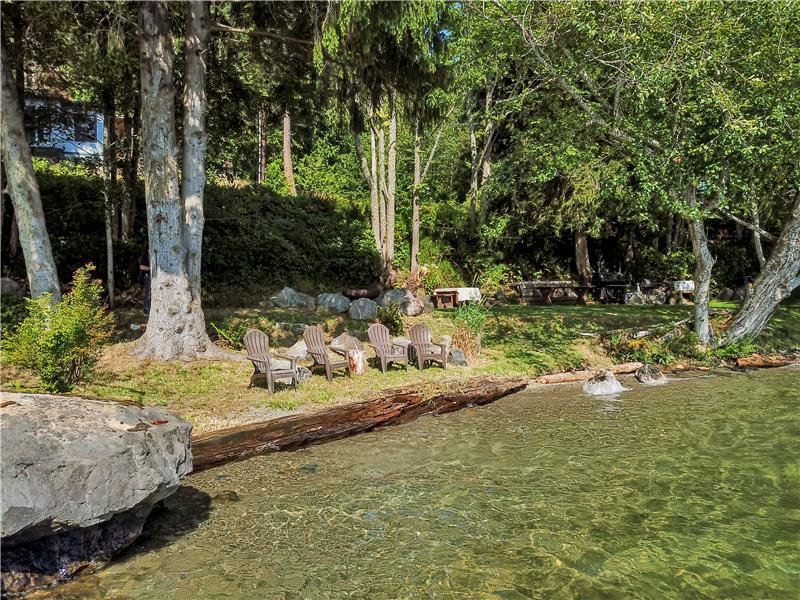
[[378, 288, 415, 307], [1, 393, 192, 595], [270, 287, 316, 310], [0, 277, 24, 297], [317, 292, 350, 313], [285, 339, 310, 360], [348, 298, 379, 321]]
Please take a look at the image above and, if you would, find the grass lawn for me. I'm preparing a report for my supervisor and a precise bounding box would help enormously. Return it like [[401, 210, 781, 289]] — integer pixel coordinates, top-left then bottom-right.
[[2, 301, 798, 434]]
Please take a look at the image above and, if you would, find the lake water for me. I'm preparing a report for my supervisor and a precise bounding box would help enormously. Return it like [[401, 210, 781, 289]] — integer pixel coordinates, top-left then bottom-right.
[[41, 368, 799, 599]]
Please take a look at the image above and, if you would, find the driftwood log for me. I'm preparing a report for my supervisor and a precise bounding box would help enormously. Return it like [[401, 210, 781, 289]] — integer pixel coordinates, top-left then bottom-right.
[[736, 355, 797, 369], [534, 362, 643, 385], [191, 376, 527, 473]]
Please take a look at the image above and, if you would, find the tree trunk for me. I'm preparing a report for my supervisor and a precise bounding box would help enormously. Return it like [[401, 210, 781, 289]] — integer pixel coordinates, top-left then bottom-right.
[[282, 111, 297, 196], [354, 131, 381, 253], [665, 212, 674, 254], [0, 45, 60, 300], [686, 187, 714, 346], [468, 107, 478, 228], [751, 197, 766, 269], [121, 88, 141, 240], [134, 0, 217, 361], [574, 231, 592, 285], [257, 100, 267, 184], [723, 193, 800, 344], [384, 93, 397, 284], [102, 88, 117, 308], [410, 124, 422, 283]]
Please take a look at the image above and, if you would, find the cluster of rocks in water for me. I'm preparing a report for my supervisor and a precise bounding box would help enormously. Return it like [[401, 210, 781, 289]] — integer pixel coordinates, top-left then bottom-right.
[[268, 286, 433, 320], [0, 394, 192, 596], [582, 364, 666, 396]]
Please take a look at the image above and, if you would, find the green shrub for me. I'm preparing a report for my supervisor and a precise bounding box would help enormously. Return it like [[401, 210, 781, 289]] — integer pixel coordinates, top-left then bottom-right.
[[713, 337, 758, 360], [377, 304, 404, 336], [1, 295, 29, 339], [4, 265, 114, 392], [452, 303, 490, 358], [210, 316, 276, 350]]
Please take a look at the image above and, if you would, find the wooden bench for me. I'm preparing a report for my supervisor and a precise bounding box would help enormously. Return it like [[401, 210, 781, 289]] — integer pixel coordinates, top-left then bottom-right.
[[511, 281, 591, 305]]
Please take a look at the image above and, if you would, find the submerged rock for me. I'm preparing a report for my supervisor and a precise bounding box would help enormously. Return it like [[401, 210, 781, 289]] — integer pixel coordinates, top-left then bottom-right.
[[1, 393, 192, 595], [270, 287, 316, 310], [635, 364, 667, 385], [582, 371, 628, 396]]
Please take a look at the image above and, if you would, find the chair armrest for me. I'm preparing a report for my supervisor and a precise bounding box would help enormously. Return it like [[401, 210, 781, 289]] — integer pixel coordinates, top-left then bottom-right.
[[273, 354, 298, 369], [433, 341, 451, 353], [331, 347, 347, 358], [246, 354, 271, 364]]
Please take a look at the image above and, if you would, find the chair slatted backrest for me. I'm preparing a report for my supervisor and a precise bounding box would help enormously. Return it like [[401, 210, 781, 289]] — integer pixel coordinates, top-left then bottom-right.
[[303, 326, 327, 362], [243, 329, 271, 372], [409, 323, 434, 353], [367, 323, 391, 349]]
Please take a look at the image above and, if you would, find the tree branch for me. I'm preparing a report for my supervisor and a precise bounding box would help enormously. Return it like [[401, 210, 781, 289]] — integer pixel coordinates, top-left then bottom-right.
[[210, 23, 314, 47], [716, 207, 777, 241]]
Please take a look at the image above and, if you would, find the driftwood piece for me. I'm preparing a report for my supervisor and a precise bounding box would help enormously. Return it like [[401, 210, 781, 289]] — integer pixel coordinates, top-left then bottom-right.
[[191, 376, 527, 473], [534, 362, 643, 385], [736, 355, 797, 369]]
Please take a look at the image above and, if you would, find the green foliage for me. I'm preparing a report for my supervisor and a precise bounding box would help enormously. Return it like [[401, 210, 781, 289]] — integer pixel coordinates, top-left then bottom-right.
[[0, 295, 29, 339], [377, 304, 404, 336], [210, 316, 276, 351], [607, 330, 711, 365], [4, 265, 114, 392], [452, 302, 490, 358], [631, 247, 696, 282], [713, 338, 758, 360]]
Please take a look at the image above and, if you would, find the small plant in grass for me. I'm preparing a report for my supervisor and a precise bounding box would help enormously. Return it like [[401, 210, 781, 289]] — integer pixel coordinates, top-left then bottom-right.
[[210, 316, 275, 350], [3, 264, 114, 392], [452, 302, 490, 358], [378, 303, 404, 336]]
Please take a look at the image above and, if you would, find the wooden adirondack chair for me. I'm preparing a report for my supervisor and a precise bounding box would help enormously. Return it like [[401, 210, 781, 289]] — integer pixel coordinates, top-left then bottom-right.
[[243, 329, 298, 395], [409, 323, 450, 370], [367, 323, 409, 373], [303, 325, 350, 382]]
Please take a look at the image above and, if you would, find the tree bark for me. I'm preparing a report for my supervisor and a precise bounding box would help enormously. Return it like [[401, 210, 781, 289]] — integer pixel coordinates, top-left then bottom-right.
[[385, 92, 397, 283], [282, 111, 297, 196], [751, 197, 766, 269], [0, 45, 60, 300], [411, 123, 422, 283], [468, 106, 479, 228], [102, 88, 117, 308], [120, 88, 141, 240], [574, 231, 592, 285], [686, 186, 714, 346], [665, 212, 674, 254], [257, 100, 267, 183], [723, 192, 800, 344], [354, 131, 381, 253], [134, 0, 217, 361]]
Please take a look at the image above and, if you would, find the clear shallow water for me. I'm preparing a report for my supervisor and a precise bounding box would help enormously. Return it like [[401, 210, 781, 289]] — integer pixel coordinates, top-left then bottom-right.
[[42, 368, 799, 599]]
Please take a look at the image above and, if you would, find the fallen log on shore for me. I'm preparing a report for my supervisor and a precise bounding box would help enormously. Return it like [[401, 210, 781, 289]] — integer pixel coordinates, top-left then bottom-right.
[[191, 376, 527, 473], [534, 362, 643, 385], [736, 354, 798, 369]]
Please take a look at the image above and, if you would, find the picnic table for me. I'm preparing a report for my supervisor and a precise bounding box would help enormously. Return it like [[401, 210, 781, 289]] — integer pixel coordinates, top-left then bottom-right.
[[511, 280, 591, 305], [432, 287, 481, 308]]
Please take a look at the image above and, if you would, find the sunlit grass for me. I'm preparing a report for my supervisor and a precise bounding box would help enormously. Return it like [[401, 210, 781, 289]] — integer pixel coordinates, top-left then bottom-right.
[[3, 301, 797, 434]]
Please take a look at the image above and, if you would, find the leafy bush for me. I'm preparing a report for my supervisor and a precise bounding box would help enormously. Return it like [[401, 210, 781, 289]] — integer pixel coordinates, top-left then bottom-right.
[[713, 337, 758, 360], [631, 247, 695, 282], [1, 295, 28, 339], [4, 265, 114, 392], [452, 303, 490, 358], [210, 316, 276, 350], [377, 304, 404, 336], [606, 330, 712, 365], [474, 263, 520, 296]]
